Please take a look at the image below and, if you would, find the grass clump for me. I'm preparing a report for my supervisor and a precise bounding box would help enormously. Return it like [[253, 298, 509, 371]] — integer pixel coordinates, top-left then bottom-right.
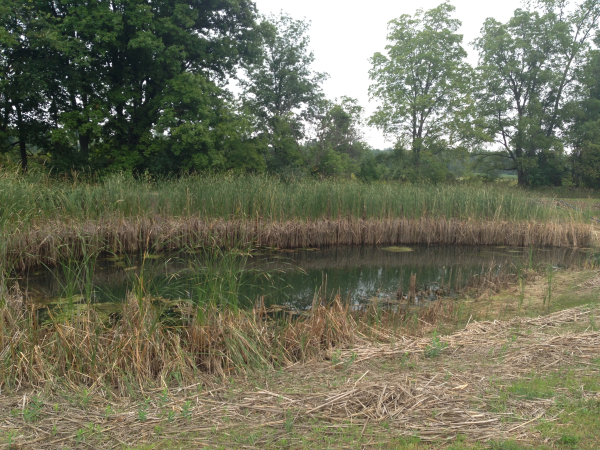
[[424, 331, 448, 358]]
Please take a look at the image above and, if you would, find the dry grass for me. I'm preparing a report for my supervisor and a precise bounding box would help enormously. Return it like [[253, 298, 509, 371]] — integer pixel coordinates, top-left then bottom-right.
[[459, 268, 600, 320], [1, 306, 599, 448], [0, 283, 459, 392], [4, 216, 594, 269]]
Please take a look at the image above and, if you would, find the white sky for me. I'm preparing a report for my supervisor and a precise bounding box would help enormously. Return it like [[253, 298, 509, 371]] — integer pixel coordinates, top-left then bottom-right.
[[253, 0, 526, 149]]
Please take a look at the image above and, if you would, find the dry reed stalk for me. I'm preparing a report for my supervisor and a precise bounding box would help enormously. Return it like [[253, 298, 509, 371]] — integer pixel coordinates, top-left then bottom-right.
[[2, 307, 598, 448], [337, 305, 600, 366], [4, 216, 594, 269], [408, 273, 417, 301], [0, 292, 369, 389]]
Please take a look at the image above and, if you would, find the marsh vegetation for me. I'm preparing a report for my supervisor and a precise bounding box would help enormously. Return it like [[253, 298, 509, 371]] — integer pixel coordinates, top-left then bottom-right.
[[3, 0, 600, 445]]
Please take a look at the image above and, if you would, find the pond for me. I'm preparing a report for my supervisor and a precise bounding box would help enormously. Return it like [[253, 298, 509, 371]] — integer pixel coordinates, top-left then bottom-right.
[[21, 245, 594, 312]]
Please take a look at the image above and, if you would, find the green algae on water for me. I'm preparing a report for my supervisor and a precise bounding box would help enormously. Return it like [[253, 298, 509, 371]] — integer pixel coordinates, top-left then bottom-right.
[[382, 246, 413, 253]]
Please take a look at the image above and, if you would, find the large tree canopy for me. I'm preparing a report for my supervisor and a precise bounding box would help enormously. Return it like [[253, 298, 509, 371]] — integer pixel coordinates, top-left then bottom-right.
[[5, 0, 600, 185], [368, 2, 472, 158], [1, 0, 260, 172], [475, 0, 600, 186]]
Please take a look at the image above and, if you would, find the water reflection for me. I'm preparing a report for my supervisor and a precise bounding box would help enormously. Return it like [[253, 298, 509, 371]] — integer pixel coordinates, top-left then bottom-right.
[[22, 245, 592, 310]]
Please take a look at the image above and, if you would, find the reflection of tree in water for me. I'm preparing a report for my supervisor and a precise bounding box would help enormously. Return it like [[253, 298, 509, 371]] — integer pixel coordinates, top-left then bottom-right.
[[23, 245, 591, 309]]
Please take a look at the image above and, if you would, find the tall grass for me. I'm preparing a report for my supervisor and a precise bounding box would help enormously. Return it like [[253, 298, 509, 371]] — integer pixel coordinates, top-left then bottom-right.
[[0, 169, 593, 269], [0, 249, 453, 391], [0, 170, 584, 224]]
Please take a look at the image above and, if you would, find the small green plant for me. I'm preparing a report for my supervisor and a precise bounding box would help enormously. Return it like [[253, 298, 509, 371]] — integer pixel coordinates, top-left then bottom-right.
[[330, 350, 357, 369], [343, 352, 357, 370], [517, 265, 526, 312], [400, 352, 416, 369], [181, 400, 193, 420], [3, 430, 17, 445], [159, 388, 169, 406], [79, 389, 91, 408], [590, 314, 598, 332], [23, 396, 44, 423], [331, 349, 342, 365], [424, 332, 448, 358], [75, 428, 86, 444], [284, 410, 294, 433], [558, 434, 580, 446], [544, 264, 555, 307], [138, 401, 149, 421], [167, 410, 176, 422]]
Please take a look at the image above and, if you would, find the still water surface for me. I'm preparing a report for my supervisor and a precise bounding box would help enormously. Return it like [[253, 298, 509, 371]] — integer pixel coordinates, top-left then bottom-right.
[[22, 245, 593, 310]]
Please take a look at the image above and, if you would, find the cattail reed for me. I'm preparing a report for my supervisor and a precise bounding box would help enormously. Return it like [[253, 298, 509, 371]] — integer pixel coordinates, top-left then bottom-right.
[[0, 170, 592, 269], [3, 216, 593, 270]]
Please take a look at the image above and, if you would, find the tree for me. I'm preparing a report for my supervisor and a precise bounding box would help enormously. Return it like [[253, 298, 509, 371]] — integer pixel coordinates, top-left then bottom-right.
[[475, 0, 600, 186], [567, 43, 600, 188], [307, 97, 368, 177], [144, 75, 266, 174], [1, 0, 260, 173], [368, 3, 472, 160], [241, 13, 327, 171], [0, 0, 59, 171]]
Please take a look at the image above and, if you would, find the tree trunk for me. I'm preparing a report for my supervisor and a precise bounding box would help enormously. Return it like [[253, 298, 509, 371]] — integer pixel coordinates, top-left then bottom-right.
[[79, 132, 90, 160], [15, 103, 27, 173], [517, 168, 527, 186]]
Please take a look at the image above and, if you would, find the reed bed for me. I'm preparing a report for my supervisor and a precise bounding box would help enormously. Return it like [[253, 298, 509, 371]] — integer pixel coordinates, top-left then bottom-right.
[[0, 170, 592, 269], [2, 217, 594, 270], [0, 171, 579, 224], [0, 282, 459, 391]]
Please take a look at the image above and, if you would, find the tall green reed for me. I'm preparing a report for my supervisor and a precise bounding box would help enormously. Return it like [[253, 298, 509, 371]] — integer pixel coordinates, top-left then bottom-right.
[[0, 170, 583, 226]]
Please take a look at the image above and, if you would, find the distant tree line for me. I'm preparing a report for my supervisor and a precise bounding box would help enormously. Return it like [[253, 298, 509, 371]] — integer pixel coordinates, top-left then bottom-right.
[[2, 0, 600, 187]]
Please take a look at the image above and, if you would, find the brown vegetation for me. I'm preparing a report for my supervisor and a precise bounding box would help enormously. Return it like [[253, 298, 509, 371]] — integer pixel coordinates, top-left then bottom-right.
[[0, 283, 458, 391], [5, 216, 594, 269], [2, 305, 598, 448]]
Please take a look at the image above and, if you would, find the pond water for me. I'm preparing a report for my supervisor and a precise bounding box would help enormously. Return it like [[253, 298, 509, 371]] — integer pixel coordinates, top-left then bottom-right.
[[21, 245, 594, 311]]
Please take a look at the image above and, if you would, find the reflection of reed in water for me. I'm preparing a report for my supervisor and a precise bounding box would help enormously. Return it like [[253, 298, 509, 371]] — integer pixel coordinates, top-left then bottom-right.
[[23, 245, 592, 307], [248, 245, 589, 272], [246, 245, 592, 310]]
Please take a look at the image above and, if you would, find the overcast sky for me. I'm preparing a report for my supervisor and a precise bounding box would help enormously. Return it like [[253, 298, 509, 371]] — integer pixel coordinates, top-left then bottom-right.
[[252, 0, 526, 149]]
